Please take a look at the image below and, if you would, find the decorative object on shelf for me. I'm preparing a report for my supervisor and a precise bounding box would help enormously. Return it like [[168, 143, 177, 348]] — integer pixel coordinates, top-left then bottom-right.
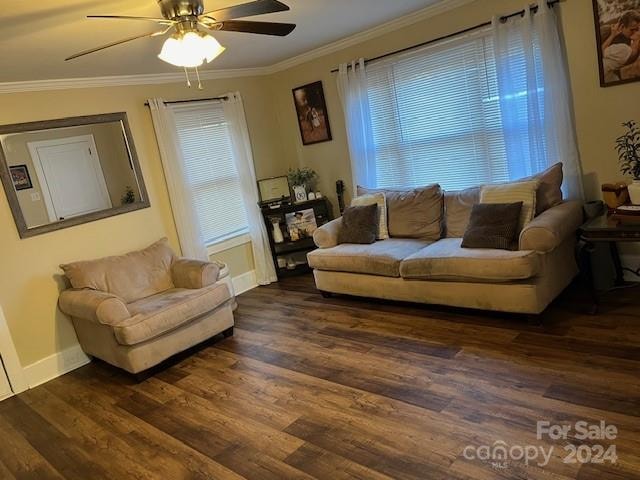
[[288, 167, 317, 203], [592, 1, 640, 88], [9, 165, 32, 191], [336, 180, 346, 214], [277, 257, 287, 268], [258, 175, 291, 205], [292, 81, 333, 145], [65, 0, 296, 89], [286, 257, 297, 270], [315, 191, 323, 198], [285, 208, 318, 240], [121, 186, 136, 205], [602, 182, 629, 209], [616, 120, 640, 204], [307, 192, 316, 200], [271, 219, 284, 243]]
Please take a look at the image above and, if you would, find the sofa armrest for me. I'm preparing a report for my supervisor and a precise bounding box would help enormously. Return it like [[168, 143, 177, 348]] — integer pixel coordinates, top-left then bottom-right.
[[59, 289, 130, 326], [519, 200, 583, 252], [171, 258, 220, 289], [313, 217, 343, 249]]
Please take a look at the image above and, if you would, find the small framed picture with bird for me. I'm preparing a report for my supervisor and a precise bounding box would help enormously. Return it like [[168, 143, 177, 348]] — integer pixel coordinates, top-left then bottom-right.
[[292, 81, 333, 146]]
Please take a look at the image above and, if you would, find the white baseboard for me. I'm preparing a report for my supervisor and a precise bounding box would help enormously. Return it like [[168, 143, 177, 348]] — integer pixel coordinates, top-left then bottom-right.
[[620, 254, 640, 282], [232, 269, 258, 295], [23, 344, 90, 389]]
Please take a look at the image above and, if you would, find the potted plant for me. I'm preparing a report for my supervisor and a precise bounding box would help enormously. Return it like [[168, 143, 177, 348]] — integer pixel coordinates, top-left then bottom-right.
[[287, 167, 317, 203], [616, 120, 640, 204]]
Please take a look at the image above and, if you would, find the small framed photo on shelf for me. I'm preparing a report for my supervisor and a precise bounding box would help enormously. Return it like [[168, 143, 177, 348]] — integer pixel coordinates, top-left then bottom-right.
[[285, 208, 318, 241], [258, 176, 291, 204], [10, 165, 33, 190], [292, 81, 332, 145]]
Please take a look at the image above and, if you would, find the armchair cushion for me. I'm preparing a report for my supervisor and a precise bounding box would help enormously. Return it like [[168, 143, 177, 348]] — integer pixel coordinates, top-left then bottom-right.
[[519, 200, 583, 252], [59, 289, 130, 326], [114, 283, 231, 346], [313, 217, 343, 249], [172, 259, 220, 289], [60, 238, 176, 303]]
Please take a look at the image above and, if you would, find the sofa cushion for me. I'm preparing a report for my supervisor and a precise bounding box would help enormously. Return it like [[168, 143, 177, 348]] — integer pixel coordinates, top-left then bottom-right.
[[444, 187, 481, 238], [521, 163, 563, 214], [461, 202, 523, 251], [60, 238, 176, 304], [480, 180, 539, 232], [338, 205, 379, 245], [308, 239, 431, 277], [357, 185, 443, 240], [114, 283, 230, 346], [351, 192, 389, 240], [400, 238, 541, 282]]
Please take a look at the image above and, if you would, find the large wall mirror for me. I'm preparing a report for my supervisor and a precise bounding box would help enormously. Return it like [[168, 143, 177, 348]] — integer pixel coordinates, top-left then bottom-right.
[[0, 113, 149, 238]]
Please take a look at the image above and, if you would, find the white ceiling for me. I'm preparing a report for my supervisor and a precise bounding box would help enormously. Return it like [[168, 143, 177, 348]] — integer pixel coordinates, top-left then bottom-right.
[[0, 0, 445, 83]]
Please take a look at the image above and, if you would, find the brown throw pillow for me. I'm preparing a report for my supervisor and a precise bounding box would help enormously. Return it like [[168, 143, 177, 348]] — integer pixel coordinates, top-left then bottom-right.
[[461, 202, 523, 250], [338, 204, 378, 245], [520, 163, 563, 214]]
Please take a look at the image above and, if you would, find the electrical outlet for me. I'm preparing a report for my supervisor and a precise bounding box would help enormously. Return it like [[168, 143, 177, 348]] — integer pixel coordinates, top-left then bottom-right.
[[30, 192, 41, 201]]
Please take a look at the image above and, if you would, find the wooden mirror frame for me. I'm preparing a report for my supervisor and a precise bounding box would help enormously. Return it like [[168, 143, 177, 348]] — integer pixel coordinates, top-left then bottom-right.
[[0, 112, 150, 239]]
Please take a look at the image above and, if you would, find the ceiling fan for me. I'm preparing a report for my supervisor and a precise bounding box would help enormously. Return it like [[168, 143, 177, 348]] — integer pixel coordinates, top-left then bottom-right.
[[66, 0, 295, 84]]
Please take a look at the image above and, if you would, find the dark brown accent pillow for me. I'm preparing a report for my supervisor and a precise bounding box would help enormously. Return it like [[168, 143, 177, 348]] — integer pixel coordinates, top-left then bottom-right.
[[338, 204, 378, 245], [461, 202, 523, 250]]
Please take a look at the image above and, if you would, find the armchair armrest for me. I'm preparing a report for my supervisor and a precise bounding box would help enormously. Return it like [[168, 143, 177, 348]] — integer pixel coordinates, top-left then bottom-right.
[[171, 258, 220, 289], [313, 217, 343, 249], [519, 200, 583, 252], [59, 289, 130, 326]]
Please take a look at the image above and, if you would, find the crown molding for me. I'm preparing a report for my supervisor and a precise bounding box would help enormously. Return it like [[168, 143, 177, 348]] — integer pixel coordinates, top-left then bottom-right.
[[0, 67, 270, 94], [0, 0, 475, 94], [263, 0, 477, 73]]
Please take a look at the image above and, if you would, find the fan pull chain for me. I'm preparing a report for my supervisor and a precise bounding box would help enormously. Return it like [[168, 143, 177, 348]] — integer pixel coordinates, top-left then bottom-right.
[[184, 67, 192, 88], [195, 67, 203, 90]]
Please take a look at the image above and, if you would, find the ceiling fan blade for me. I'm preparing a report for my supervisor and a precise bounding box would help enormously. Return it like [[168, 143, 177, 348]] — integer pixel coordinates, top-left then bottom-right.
[[203, 0, 289, 21], [87, 15, 175, 24], [65, 29, 169, 61], [216, 20, 296, 36]]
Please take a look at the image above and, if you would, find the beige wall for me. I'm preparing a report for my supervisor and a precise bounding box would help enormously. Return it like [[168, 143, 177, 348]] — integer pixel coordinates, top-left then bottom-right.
[[268, 0, 640, 214], [0, 76, 288, 367]]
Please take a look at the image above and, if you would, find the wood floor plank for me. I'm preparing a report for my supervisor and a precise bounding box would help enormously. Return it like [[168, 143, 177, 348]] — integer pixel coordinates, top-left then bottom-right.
[[0, 274, 638, 479]]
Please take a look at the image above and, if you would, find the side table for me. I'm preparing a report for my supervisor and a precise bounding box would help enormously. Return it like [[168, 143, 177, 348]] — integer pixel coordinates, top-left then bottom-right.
[[577, 213, 640, 312]]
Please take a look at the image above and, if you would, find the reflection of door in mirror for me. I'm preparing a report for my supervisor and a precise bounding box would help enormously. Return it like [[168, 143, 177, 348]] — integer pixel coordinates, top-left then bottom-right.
[[27, 134, 112, 222]]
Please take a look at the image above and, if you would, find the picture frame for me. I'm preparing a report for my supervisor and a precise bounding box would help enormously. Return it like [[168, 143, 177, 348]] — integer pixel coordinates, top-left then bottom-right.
[[9, 165, 33, 190], [592, 0, 640, 87], [292, 81, 333, 145], [258, 175, 291, 204], [285, 208, 318, 241]]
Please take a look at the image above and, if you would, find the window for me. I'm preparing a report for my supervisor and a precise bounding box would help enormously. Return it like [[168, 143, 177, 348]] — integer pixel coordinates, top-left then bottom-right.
[[172, 102, 249, 246], [366, 30, 541, 191]]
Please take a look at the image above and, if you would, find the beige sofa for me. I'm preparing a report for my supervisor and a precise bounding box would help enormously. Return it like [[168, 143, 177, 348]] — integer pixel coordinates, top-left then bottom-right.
[[308, 187, 583, 315], [58, 239, 234, 374]]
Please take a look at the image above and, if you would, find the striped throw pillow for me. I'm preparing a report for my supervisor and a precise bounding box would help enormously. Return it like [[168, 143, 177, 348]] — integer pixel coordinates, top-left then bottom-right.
[[480, 180, 540, 231]]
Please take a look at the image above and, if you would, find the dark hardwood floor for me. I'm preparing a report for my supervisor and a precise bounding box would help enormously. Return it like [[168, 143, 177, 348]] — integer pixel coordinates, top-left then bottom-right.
[[1, 275, 639, 479]]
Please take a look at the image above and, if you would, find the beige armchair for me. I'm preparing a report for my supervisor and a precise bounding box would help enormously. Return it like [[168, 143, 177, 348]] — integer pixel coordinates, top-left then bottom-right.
[[58, 239, 235, 374]]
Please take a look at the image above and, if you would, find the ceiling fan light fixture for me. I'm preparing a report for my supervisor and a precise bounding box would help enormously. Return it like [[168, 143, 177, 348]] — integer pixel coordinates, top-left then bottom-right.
[[158, 31, 225, 68]]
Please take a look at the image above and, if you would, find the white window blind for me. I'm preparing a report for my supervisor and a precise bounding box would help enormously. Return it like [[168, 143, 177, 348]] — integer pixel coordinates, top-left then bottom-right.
[[172, 102, 249, 246], [366, 31, 515, 191]]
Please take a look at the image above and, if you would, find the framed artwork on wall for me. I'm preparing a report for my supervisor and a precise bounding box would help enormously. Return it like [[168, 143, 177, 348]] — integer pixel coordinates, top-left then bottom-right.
[[593, 0, 640, 87], [9, 165, 33, 190], [292, 81, 333, 145]]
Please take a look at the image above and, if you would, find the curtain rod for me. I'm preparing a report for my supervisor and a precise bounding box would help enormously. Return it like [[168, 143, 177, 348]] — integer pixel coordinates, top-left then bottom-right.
[[144, 96, 228, 107], [330, 0, 561, 73]]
